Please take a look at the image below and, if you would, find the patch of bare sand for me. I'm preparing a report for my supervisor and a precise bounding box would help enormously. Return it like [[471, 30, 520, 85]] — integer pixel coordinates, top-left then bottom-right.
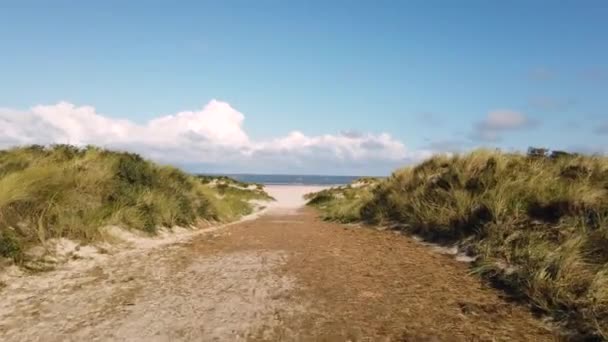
[[263, 185, 329, 215], [99, 251, 295, 341], [0, 247, 296, 341], [0, 206, 278, 342]]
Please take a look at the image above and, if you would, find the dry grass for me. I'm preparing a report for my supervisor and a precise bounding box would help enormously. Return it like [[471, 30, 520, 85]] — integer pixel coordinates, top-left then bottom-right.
[[0, 144, 270, 263], [306, 149, 608, 339]]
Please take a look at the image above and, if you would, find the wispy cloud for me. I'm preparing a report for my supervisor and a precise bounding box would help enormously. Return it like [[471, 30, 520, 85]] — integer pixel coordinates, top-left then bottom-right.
[[416, 112, 443, 126], [470, 110, 538, 142], [528, 67, 556, 82], [424, 138, 469, 153], [527, 96, 575, 112], [581, 67, 608, 83], [568, 144, 608, 156], [0, 100, 432, 174], [594, 122, 608, 135]]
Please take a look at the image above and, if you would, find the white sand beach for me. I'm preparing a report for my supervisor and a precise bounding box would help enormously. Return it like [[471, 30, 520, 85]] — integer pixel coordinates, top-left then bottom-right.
[[263, 185, 331, 214]]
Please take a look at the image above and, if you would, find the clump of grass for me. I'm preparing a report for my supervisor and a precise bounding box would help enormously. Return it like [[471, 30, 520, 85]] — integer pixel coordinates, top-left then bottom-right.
[[305, 178, 380, 223], [200, 176, 274, 202], [307, 148, 608, 339], [197, 175, 253, 188], [0, 145, 270, 263]]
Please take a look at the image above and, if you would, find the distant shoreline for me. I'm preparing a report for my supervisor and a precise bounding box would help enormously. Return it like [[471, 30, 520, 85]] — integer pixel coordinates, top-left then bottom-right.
[[249, 182, 346, 186], [196, 174, 381, 186]]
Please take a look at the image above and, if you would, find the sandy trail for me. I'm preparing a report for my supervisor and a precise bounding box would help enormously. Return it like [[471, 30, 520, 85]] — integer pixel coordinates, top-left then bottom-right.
[[0, 185, 555, 341]]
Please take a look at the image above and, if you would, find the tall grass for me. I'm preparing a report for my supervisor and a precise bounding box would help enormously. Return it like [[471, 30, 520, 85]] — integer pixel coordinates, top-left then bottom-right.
[[306, 149, 608, 339], [305, 179, 377, 223], [0, 145, 269, 262]]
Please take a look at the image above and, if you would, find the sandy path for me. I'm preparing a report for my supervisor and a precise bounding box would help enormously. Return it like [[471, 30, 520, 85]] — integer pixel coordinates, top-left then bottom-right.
[[0, 186, 555, 341]]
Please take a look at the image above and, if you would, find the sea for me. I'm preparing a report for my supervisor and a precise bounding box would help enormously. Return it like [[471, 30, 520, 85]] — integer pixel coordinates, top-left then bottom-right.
[[204, 174, 361, 186]]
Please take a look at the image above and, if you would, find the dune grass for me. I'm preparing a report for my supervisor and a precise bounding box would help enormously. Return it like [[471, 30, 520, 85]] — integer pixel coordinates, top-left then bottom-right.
[[0, 145, 270, 263], [306, 149, 608, 339], [197, 175, 273, 201], [304, 178, 379, 223]]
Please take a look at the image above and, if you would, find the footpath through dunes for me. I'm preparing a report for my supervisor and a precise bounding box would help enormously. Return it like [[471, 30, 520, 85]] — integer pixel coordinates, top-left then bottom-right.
[[0, 186, 555, 341]]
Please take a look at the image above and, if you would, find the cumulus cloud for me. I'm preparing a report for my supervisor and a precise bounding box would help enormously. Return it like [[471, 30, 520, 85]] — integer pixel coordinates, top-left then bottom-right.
[[470, 110, 538, 142], [0, 100, 429, 174]]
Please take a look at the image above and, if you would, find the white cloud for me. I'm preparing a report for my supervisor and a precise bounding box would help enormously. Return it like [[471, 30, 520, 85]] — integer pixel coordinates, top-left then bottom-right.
[[0, 100, 430, 174], [471, 110, 538, 142], [478, 110, 531, 130]]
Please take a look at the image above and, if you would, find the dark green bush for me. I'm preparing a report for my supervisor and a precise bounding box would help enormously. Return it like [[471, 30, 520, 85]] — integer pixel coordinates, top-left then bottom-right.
[[0, 230, 22, 260]]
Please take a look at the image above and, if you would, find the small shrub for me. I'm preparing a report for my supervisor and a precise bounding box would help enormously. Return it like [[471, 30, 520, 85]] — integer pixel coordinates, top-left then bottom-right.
[[115, 153, 155, 186], [0, 230, 22, 260], [528, 147, 549, 158]]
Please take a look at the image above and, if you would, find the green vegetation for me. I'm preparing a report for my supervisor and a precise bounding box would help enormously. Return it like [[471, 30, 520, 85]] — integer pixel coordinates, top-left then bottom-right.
[[307, 149, 608, 339], [0, 145, 270, 263], [304, 177, 380, 223], [196, 175, 272, 201]]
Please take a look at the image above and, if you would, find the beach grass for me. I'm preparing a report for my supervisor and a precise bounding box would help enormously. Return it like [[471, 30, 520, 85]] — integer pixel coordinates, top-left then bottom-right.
[[306, 149, 608, 339], [0, 144, 270, 263]]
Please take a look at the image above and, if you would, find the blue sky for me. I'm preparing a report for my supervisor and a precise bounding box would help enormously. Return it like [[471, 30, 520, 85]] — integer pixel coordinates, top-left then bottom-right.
[[1, 1, 607, 175]]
